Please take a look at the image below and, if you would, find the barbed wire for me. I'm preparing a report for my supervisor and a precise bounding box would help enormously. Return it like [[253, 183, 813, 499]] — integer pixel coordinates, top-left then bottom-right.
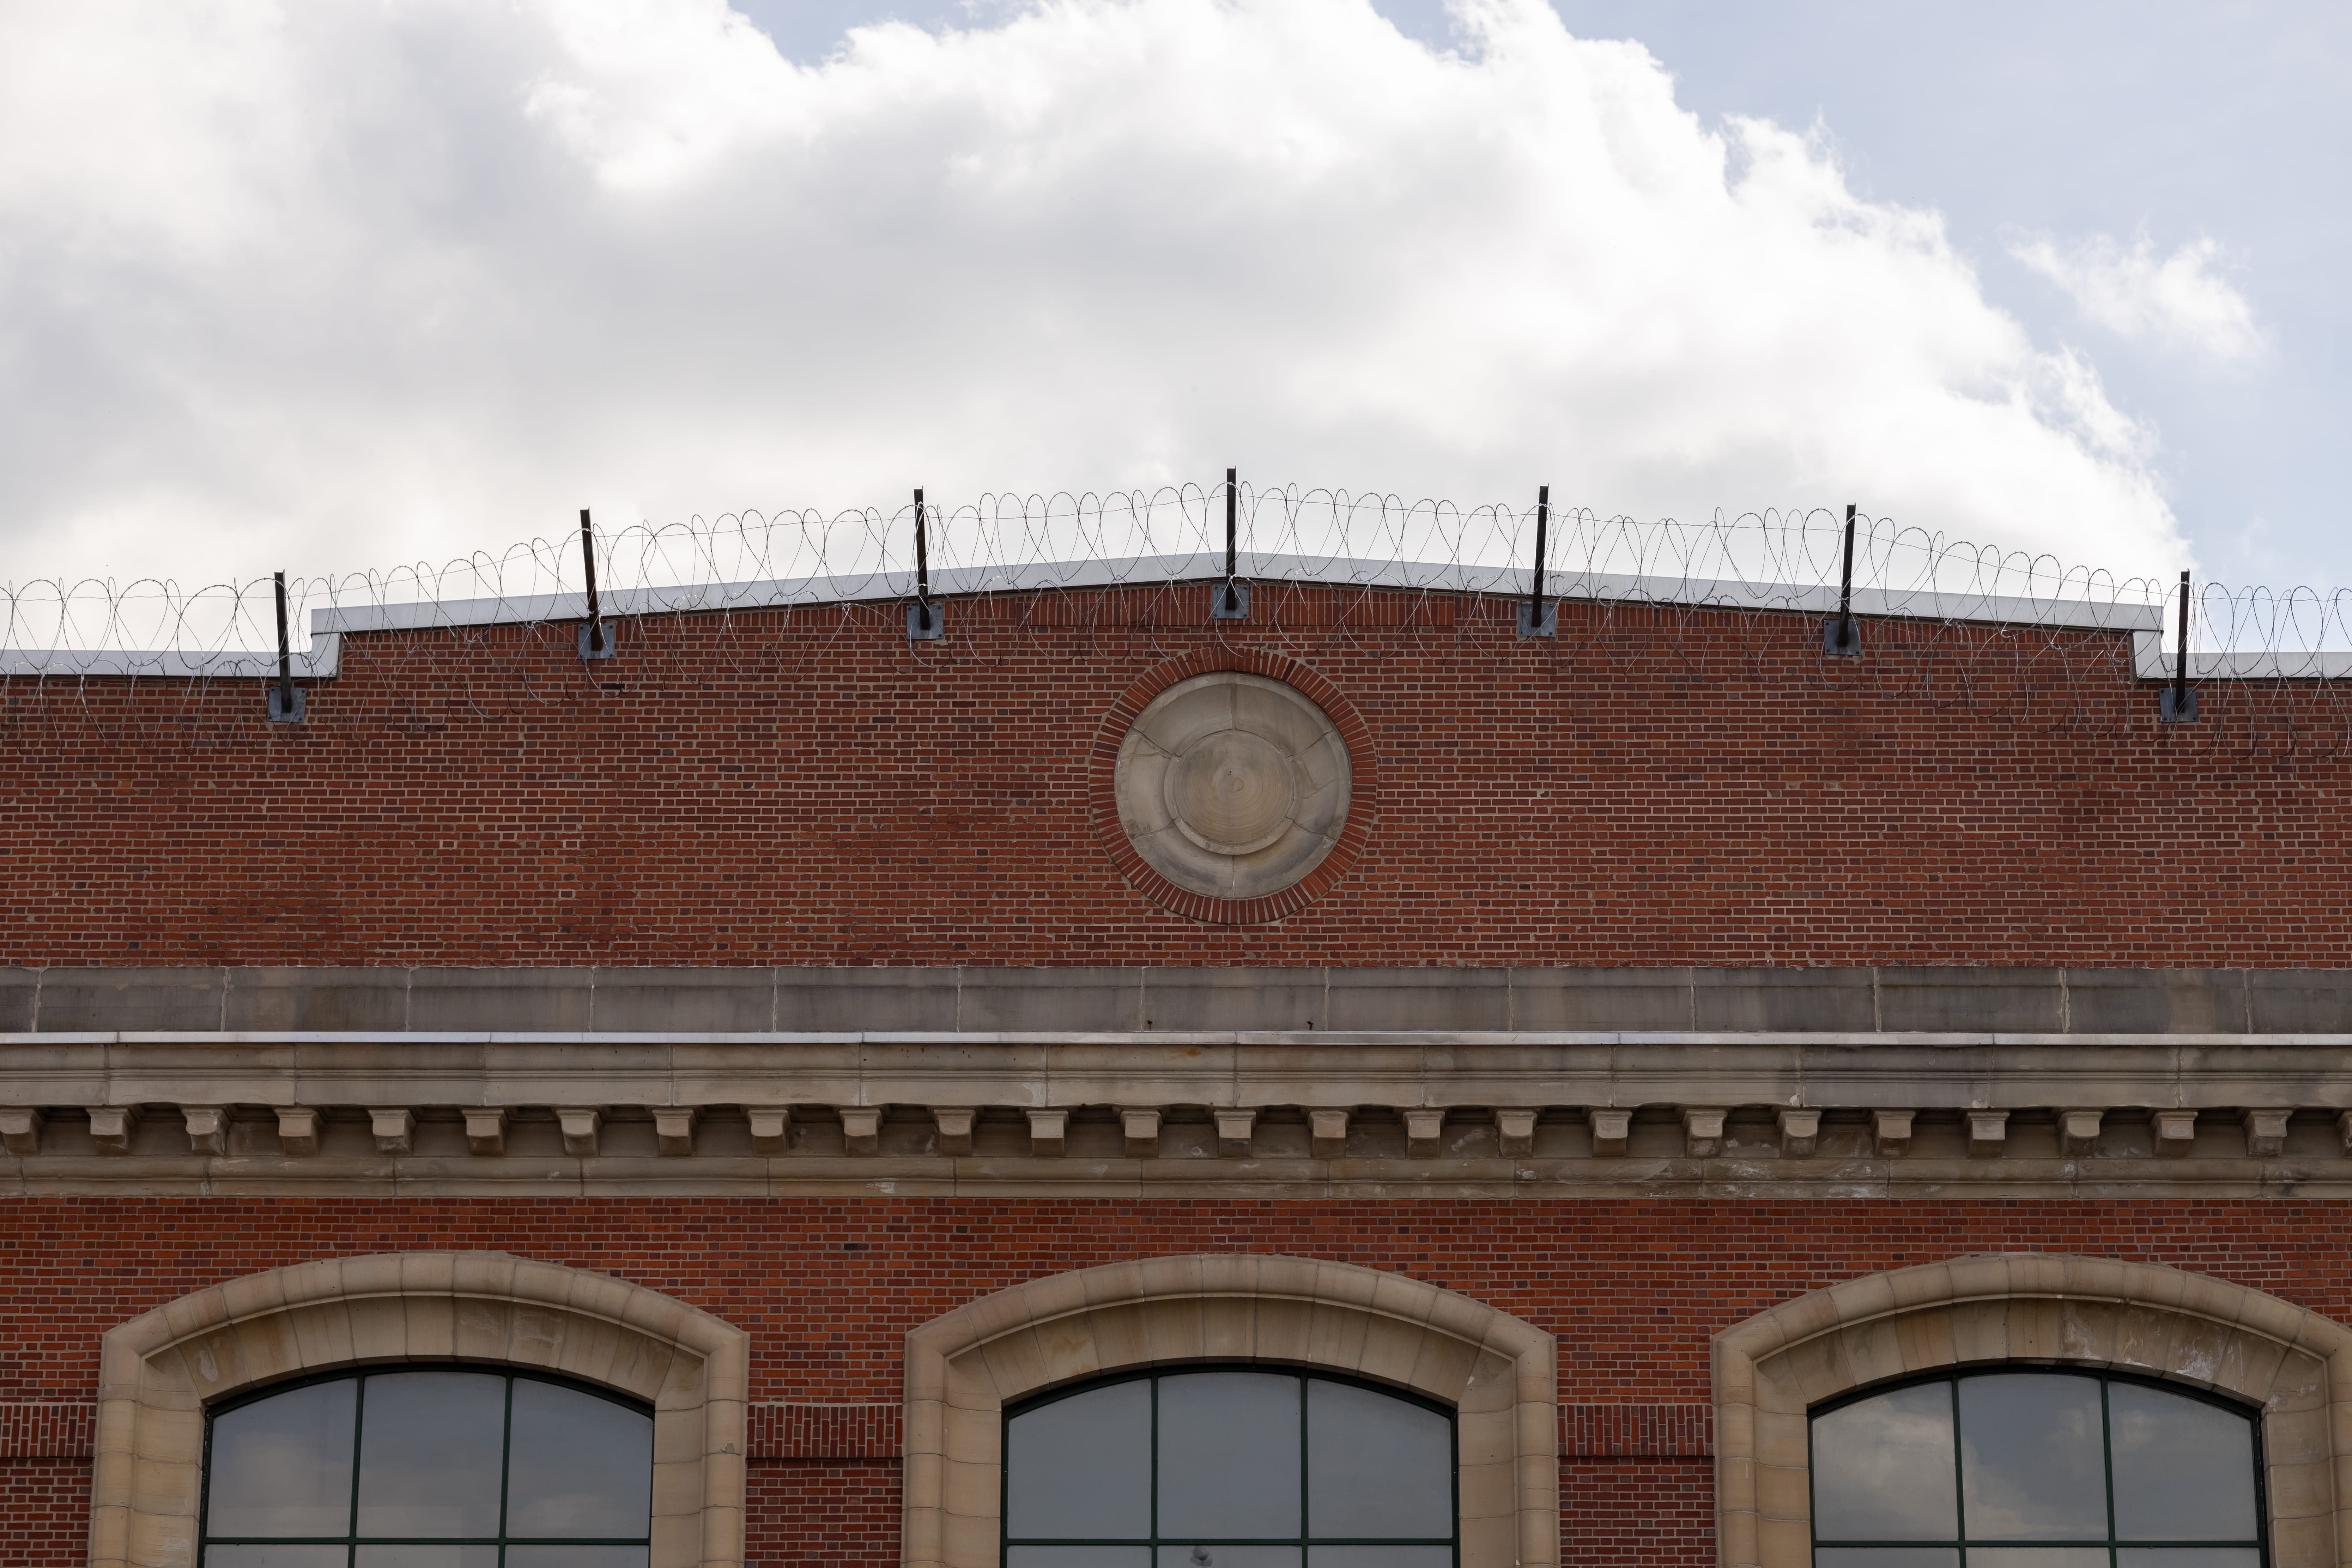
[[6, 486, 2352, 762]]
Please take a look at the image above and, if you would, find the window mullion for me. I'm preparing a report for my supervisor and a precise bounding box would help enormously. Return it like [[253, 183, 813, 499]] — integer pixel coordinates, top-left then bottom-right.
[[2100, 1375, 2118, 1568], [196, 1406, 215, 1568], [350, 1372, 369, 1568], [1299, 1373, 1310, 1566], [498, 1371, 516, 1560], [1951, 1375, 1967, 1567], [1151, 1373, 1161, 1563]]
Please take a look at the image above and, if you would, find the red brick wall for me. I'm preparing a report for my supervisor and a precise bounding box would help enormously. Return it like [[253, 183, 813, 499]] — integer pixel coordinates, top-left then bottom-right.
[[6, 588, 2350, 967], [1563, 1459, 1714, 1568], [3, 1198, 2351, 1564], [0, 1458, 87, 1568], [751, 1460, 902, 1568]]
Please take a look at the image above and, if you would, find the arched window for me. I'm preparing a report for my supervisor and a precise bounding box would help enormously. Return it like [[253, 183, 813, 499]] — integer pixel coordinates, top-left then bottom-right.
[[1810, 1370, 2265, 1568], [1004, 1369, 1456, 1568], [198, 1367, 653, 1568]]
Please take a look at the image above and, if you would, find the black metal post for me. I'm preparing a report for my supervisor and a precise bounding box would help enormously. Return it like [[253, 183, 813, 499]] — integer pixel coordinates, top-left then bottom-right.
[[1225, 467, 1237, 583], [2163, 569, 2197, 722], [1531, 485, 1549, 609], [915, 489, 929, 604], [1824, 504, 1861, 655], [577, 509, 610, 659], [268, 571, 300, 722], [907, 488, 943, 639], [1212, 467, 1250, 619], [1517, 485, 1554, 637]]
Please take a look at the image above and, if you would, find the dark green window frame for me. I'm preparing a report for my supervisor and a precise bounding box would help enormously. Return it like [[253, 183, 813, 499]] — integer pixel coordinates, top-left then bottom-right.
[[1001, 1365, 1461, 1568], [1808, 1367, 2270, 1568], [196, 1365, 653, 1567]]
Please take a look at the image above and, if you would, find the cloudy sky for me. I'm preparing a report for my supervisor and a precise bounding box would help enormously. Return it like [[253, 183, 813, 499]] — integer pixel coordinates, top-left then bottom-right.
[[2, 0, 2344, 600]]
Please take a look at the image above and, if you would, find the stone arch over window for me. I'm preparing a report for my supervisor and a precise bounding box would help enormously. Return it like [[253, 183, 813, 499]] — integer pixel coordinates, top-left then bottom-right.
[[1713, 1253, 2352, 1568], [89, 1251, 749, 1568], [901, 1254, 1556, 1568]]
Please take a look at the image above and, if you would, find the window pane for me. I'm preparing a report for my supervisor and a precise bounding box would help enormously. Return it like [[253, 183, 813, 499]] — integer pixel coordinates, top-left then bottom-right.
[[1310, 1548, 1453, 1568], [1158, 1373, 1302, 1539], [1811, 1552, 1960, 1568], [353, 1372, 507, 1537], [1008, 1549, 1152, 1568], [353, 1550, 498, 1568], [1966, 1551, 2110, 1568], [1958, 1375, 2107, 1541], [1306, 1382, 1450, 1540], [505, 1550, 650, 1568], [1157, 1549, 1302, 1568], [505, 1380, 654, 1538], [2117, 1551, 2263, 1568], [2108, 1384, 2259, 1543], [1009, 1380, 1153, 1539], [206, 1380, 358, 1537], [1811, 1383, 1957, 1541], [204, 1549, 348, 1568]]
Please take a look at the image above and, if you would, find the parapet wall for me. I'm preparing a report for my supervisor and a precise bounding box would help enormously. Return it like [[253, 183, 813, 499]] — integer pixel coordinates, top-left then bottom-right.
[[3, 584, 2349, 967]]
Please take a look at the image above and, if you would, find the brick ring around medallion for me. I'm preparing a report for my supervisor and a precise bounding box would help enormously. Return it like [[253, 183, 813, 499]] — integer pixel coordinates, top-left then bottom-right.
[[1114, 671, 1353, 901]]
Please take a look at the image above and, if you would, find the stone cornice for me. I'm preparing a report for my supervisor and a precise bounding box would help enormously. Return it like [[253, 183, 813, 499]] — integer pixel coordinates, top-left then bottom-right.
[[6, 1028, 2352, 1099], [7, 965, 2352, 1035], [5, 1030, 2352, 1194]]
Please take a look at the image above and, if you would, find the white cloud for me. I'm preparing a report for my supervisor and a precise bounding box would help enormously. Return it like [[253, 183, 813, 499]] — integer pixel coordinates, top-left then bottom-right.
[[2011, 231, 2267, 367], [0, 0, 2190, 594]]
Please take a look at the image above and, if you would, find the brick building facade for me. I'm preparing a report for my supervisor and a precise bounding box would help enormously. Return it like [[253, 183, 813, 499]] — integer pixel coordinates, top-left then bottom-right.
[[5, 569, 2352, 1568]]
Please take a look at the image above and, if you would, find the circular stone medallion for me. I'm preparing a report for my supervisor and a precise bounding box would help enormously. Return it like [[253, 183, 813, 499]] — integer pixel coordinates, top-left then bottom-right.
[[1114, 672, 1353, 900]]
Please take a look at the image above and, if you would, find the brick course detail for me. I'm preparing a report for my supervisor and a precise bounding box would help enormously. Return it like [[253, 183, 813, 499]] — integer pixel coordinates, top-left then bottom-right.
[[0, 1405, 90, 1461], [5, 589, 2348, 966], [1561, 1404, 1712, 1458], [747, 1404, 903, 1460]]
